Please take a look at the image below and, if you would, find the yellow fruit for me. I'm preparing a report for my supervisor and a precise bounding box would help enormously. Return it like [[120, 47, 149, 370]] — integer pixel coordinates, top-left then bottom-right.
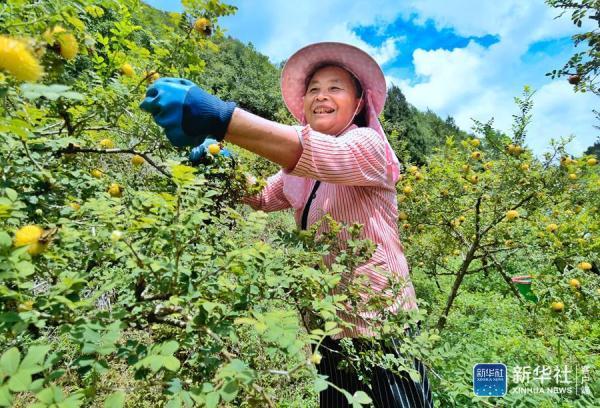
[[577, 262, 592, 271], [56, 32, 78, 59], [131, 155, 145, 166], [208, 143, 221, 155], [13, 225, 47, 255], [568, 173, 577, 180], [520, 163, 529, 171], [398, 211, 408, 221], [145, 71, 160, 83], [407, 165, 418, 174], [546, 223, 558, 233], [414, 171, 423, 181], [403, 186, 413, 195], [440, 189, 449, 197], [506, 210, 519, 221], [471, 151, 482, 160], [458, 215, 465, 222], [402, 223, 410, 229], [193, 17, 212, 35], [588, 158, 598, 166], [108, 183, 122, 198], [470, 138, 480, 147], [17, 300, 34, 312], [550, 301, 564, 313], [569, 278, 581, 289], [461, 164, 470, 173], [110, 230, 123, 242], [120, 63, 135, 77], [483, 162, 493, 170], [453, 249, 461, 256], [310, 353, 322, 365], [504, 239, 514, 247], [91, 169, 103, 178], [507, 144, 515, 153], [469, 175, 478, 184], [0, 35, 43, 81], [99, 138, 115, 149], [68, 202, 81, 211], [417, 224, 425, 232]]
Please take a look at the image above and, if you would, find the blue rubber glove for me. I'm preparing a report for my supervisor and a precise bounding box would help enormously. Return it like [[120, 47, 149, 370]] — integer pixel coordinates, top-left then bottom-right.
[[139, 77, 236, 147], [189, 138, 232, 165]]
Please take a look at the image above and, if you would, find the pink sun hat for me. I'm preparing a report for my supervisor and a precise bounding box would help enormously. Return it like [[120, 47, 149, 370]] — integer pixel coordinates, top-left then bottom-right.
[[280, 42, 401, 184], [281, 41, 387, 122]]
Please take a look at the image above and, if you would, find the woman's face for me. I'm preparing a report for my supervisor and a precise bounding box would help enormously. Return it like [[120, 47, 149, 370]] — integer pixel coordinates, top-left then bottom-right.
[[303, 66, 361, 135]]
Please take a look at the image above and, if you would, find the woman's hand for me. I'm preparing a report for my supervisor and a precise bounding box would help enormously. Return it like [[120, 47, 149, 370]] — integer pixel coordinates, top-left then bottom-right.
[[139, 78, 236, 147]]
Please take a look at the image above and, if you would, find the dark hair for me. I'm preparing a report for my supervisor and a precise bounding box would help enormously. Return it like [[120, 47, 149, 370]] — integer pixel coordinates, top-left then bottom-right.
[[304, 63, 366, 126]]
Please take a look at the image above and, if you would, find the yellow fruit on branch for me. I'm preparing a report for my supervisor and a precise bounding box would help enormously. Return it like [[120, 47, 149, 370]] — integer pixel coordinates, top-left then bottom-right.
[[506, 210, 519, 221], [208, 143, 221, 155], [99, 138, 115, 149], [68, 202, 81, 211], [520, 163, 529, 171], [588, 158, 598, 166], [108, 183, 122, 198], [144, 71, 160, 83], [483, 162, 493, 170], [13, 225, 47, 255], [546, 223, 558, 233], [550, 301, 564, 312], [44, 26, 78, 60], [398, 211, 408, 221], [461, 164, 470, 173], [568, 173, 577, 180], [120, 63, 135, 77], [17, 300, 34, 312], [402, 185, 413, 195], [131, 155, 145, 166], [469, 138, 480, 147], [469, 175, 478, 184], [193, 17, 212, 36], [569, 278, 581, 289], [402, 223, 410, 229], [91, 169, 104, 178], [414, 171, 423, 180], [577, 262, 592, 271], [471, 151, 482, 160], [0, 35, 43, 81], [408, 165, 418, 174], [310, 353, 322, 365]]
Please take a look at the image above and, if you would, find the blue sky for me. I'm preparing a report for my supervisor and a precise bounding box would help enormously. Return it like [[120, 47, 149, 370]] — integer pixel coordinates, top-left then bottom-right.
[[145, 0, 597, 157]]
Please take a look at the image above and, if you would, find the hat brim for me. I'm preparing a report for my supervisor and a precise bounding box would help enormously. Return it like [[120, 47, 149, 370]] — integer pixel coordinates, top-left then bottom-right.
[[281, 42, 387, 123]]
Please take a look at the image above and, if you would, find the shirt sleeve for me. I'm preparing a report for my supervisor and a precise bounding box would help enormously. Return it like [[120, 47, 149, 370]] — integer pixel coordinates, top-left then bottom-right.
[[241, 170, 292, 212], [283, 125, 392, 188]]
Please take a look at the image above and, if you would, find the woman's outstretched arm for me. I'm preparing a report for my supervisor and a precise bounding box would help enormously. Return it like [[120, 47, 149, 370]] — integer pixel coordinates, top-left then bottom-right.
[[224, 108, 303, 171]]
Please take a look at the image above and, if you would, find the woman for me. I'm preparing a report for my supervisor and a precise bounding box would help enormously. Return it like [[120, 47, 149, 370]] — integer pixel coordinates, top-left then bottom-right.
[[141, 42, 433, 408]]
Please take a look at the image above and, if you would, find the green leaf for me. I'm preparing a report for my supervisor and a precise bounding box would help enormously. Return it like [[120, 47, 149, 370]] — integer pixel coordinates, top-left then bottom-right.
[[219, 380, 238, 402], [103, 391, 125, 408], [21, 84, 84, 101], [352, 391, 372, 405], [7, 370, 31, 392], [4, 189, 17, 202], [0, 348, 21, 376], [162, 356, 180, 372], [313, 376, 328, 393], [205, 392, 219, 408], [160, 340, 179, 356], [0, 232, 11, 248], [0, 385, 12, 407], [15, 261, 35, 278]]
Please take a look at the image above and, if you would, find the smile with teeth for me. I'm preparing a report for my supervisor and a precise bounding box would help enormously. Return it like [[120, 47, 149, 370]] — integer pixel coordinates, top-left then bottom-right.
[[313, 106, 335, 114]]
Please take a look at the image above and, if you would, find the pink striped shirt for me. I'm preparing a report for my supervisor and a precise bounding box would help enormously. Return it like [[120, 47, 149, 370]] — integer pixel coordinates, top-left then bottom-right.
[[242, 124, 418, 338]]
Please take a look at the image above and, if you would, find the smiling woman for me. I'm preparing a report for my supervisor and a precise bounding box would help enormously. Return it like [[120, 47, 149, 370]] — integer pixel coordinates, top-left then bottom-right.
[[140, 41, 433, 408]]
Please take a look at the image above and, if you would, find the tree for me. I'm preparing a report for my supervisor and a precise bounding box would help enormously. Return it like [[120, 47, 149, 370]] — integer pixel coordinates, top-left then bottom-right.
[[546, 0, 600, 94]]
